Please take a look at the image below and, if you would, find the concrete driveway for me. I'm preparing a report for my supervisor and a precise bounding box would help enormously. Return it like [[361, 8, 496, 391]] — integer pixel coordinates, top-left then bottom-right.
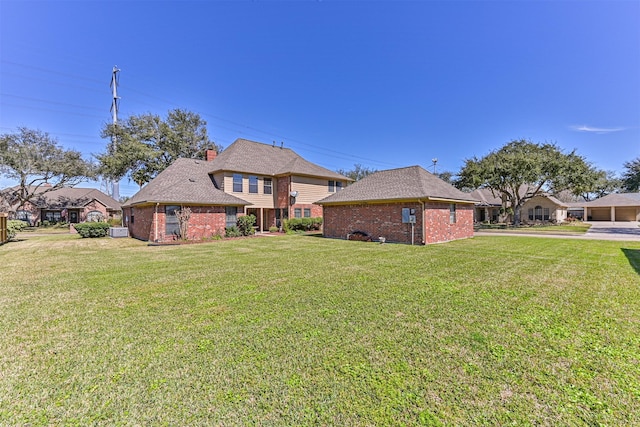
[[583, 221, 640, 241], [474, 221, 640, 241]]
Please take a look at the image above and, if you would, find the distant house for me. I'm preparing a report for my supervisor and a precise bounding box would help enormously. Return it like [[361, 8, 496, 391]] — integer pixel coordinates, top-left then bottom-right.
[[522, 195, 568, 223], [469, 188, 502, 223], [470, 187, 568, 223], [2, 185, 121, 225], [122, 138, 351, 242], [316, 166, 478, 245], [571, 193, 640, 221]]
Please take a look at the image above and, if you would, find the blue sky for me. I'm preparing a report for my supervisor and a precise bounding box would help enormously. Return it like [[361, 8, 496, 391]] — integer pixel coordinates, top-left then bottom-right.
[[1, 0, 638, 197]]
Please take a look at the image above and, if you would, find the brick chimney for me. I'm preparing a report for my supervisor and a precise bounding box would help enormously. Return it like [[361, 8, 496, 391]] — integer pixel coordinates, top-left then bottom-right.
[[205, 149, 217, 161]]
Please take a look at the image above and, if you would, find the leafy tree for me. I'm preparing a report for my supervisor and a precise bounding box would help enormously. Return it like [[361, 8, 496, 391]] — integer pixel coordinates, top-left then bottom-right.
[[98, 109, 221, 187], [621, 157, 640, 192], [436, 171, 454, 184], [456, 139, 595, 225], [577, 169, 621, 201], [336, 164, 376, 181], [0, 127, 95, 213]]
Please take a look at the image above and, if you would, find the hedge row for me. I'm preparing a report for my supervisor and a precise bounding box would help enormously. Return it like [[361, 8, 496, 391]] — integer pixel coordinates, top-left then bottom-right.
[[283, 217, 323, 232], [74, 222, 110, 238]]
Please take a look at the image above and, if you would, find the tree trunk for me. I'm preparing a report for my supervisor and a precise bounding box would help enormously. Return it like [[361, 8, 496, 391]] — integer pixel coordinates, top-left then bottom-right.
[[514, 204, 522, 226]]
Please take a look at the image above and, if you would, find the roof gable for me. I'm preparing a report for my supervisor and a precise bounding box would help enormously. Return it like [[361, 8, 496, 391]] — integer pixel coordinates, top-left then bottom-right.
[[317, 166, 478, 205], [208, 139, 351, 180], [123, 158, 250, 207]]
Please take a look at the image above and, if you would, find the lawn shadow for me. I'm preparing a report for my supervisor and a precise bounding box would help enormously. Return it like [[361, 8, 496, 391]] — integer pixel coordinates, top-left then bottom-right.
[[621, 248, 640, 275]]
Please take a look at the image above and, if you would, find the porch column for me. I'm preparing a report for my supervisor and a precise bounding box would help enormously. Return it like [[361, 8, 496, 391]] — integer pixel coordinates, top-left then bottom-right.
[[484, 207, 489, 222], [260, 207, 264, 232], [584, 207, 588, 221], [611, 206, 616, 223]]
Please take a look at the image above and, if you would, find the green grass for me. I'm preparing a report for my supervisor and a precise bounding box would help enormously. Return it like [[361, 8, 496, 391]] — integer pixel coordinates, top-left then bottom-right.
[[477, 222, 591, 234], [1, 234, 639, 425]]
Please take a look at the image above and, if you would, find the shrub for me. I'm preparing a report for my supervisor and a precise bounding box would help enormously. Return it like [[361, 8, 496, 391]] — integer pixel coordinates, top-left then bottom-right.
[[7, 220, 27, 240], [269, 226, 279, 233], [74, 222, 110, 238], [236, 214, 256, 236], [283, 217, 323, 232], [225, 226, 242, 238]]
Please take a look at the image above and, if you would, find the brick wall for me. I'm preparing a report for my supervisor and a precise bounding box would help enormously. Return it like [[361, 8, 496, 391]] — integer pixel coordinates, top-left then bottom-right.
[[423, 202, 474, 244], [291, 203, 323, 218], [81, 200, 108, 222], [323, 202, 424, 244], [276, 176, 291, 213], [126, 204, 228, 242], [322, 201, 474, 245]]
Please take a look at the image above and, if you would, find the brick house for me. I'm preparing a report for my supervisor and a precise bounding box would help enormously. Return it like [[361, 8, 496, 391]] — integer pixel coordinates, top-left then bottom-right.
[[122, 138, 351, 242], [316, 166, 478, 245], [2, 185, 121, 225]]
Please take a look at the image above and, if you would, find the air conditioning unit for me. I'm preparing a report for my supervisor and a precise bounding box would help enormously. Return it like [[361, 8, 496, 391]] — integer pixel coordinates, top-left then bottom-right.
[[109, 227, 129, 238]]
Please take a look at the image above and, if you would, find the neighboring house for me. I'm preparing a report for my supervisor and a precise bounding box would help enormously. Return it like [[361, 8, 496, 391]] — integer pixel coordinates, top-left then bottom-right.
[[469, 187, 568, 223], [2, 185, 121, 225], [469, 188, 503, 223], [522, 195, 568, 223], [122, 138, 351, 242], [571, 193, 640, 221], [316, 165, 478, 245]]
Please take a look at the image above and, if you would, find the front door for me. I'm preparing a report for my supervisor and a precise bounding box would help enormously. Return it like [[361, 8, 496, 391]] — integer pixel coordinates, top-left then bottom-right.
[[69, 211, 79, 223]]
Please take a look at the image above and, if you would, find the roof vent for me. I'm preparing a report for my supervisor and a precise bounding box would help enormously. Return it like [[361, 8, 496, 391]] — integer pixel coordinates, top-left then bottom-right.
[[194, 160, 200, 164], [189, 178, 196, 182]]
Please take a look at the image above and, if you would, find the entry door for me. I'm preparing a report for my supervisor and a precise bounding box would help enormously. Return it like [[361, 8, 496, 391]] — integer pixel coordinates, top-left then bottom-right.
[[69, 211, 79, 223]]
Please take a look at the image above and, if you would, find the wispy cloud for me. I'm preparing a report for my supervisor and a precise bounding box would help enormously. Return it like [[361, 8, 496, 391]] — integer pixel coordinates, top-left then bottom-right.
[[570, 125, 626, 134]]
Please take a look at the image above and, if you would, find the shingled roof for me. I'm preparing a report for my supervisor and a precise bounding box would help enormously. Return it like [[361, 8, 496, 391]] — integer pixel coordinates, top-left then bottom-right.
[[208, 139, 351, 181], [316, 166, 479, 205], [4, 186, 121, 210], [123, 158, 250, 208], [577, 192, 640, 208]]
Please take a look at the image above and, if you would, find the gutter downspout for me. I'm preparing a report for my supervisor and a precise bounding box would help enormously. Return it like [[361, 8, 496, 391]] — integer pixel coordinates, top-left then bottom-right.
[[154, 203, 159, 242], [419, 200, 425, 245]]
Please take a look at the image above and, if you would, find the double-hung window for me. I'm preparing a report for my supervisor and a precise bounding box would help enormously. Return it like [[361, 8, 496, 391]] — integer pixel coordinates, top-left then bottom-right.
[[249, 175, 258, 194], [263, 178, 272, 195], [233, 174, 243, 193], [449, 204, 456, 224]]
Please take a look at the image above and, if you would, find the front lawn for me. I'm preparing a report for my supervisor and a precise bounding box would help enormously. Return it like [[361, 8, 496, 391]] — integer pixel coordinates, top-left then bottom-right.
[[476, 222, 591, 234], [1, 234, 638, 425]]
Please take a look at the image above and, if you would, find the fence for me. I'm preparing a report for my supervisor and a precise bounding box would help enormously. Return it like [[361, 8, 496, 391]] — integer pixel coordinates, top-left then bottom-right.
[[0, 213, 7, 244]]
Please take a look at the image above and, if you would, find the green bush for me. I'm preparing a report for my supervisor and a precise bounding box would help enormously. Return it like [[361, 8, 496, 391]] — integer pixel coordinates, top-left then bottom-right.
[[7, 220, 27, 240], [283, 217, 323, 232], [74, 222, 110, 238], [225, 226, 242, 238], [236, 214, 256, 236], [269, 226, 279, 233]]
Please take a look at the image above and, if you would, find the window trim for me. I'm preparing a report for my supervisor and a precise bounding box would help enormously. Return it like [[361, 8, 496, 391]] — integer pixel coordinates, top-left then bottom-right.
[[233, 174, 243, 193], [249, 175, 258, 194], [263, 177, 272, 195]]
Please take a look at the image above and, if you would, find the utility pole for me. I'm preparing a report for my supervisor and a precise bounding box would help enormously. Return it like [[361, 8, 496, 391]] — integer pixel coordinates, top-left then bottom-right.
[[110, 66, 120, 200]]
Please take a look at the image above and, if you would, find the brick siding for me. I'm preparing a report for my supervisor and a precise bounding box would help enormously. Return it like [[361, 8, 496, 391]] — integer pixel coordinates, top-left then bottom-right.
[[322, 201, 474, 245], [126, 204, 228, 242]]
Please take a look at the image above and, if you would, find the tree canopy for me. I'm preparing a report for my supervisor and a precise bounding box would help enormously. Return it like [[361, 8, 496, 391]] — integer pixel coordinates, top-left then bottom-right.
[[455, 139, 596, 225], [621, 157, 640, 192], [0, 127, 95, 212], [336, 164, 377, 181], [98, 109, 221, 187]]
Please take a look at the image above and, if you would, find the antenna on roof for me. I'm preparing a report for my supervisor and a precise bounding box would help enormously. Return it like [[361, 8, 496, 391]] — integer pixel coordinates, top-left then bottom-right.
[[431, 158, 438, 174], [280, 141, 284, 149]]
